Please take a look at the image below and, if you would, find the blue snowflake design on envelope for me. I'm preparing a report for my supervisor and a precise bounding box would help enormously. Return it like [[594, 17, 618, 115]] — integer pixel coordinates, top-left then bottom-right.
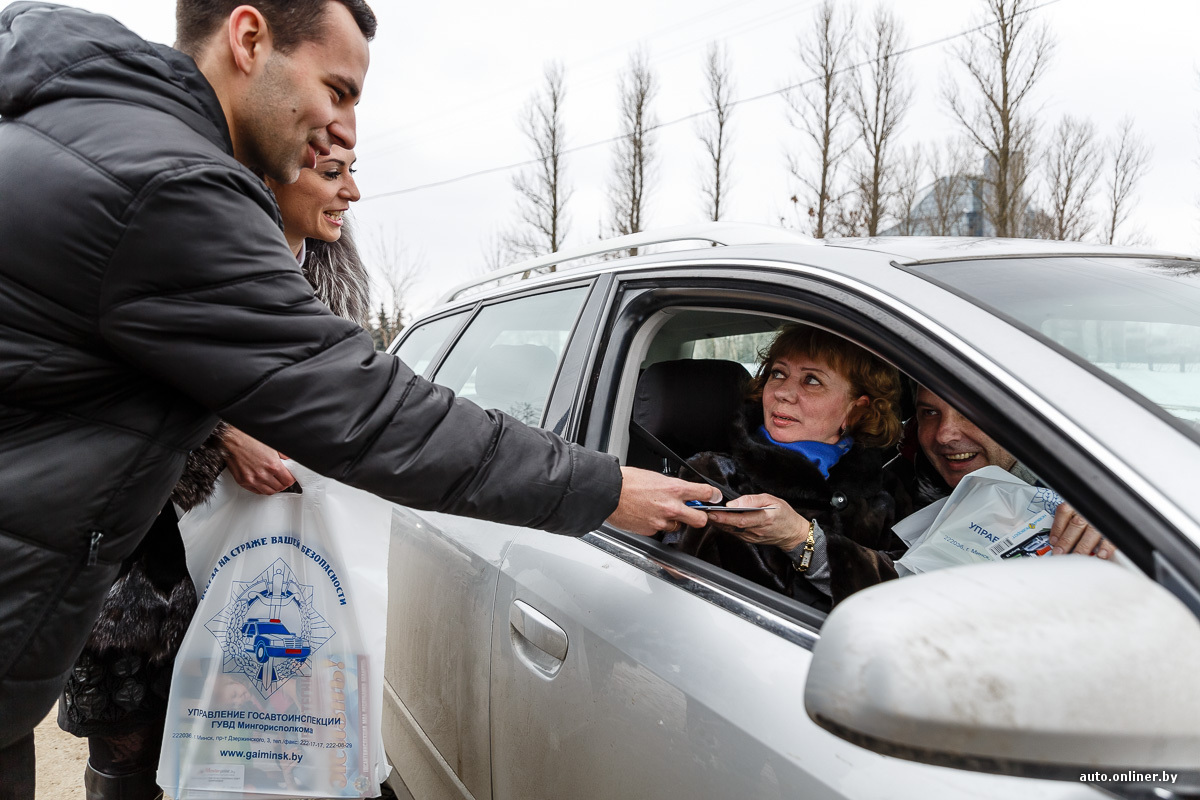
[[205, 558, 335, 697]]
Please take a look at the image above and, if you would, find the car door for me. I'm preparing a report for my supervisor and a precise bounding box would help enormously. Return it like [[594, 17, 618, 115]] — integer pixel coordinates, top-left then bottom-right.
[[487, 269, 1110, 800], [382, 283, 598, 800]]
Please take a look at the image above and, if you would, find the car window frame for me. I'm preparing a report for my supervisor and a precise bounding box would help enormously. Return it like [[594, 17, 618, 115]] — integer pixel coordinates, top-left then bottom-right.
[[389, 307, 475, 377], [570, 264, 1200, 639], [411, 278, 601, 428], [542, 274, 614, 436]]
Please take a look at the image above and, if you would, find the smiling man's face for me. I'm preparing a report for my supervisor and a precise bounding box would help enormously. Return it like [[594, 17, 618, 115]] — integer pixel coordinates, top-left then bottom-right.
[[237, 1, 369, 183], [915, 388, 1015, 488]]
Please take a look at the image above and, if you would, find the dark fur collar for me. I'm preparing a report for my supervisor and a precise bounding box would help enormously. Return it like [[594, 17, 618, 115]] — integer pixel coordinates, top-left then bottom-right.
[[170, 421, 229, 511], [726, 403, 888, 508], [675, 403, 910, 607]]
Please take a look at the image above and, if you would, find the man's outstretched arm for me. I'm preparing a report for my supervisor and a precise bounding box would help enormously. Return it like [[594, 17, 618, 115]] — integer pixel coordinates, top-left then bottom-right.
[[99, 169, 713, 536]]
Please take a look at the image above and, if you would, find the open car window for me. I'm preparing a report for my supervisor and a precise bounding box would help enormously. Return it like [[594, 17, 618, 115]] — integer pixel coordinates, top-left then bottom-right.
[[615, 307, 883, 623], [603, 294, 1143, 631], [640, 309, 784, 374], [606, 308, 790, 465]]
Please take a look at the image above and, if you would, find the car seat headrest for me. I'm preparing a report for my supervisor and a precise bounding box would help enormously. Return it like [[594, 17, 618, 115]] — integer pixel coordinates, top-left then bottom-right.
[[475, 343, 558, 422], [632, 359, 752, 460]]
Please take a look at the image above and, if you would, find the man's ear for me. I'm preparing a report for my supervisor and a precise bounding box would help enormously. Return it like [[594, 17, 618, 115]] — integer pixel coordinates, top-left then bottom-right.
[[227, 5, 272, 76]]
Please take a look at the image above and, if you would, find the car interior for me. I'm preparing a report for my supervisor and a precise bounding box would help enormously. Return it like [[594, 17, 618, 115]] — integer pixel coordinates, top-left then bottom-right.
[[398, 287, 1166, 629], [605, 304, 1120, 623], [609, 309, 783, 465], [627, 358, 751, 476]]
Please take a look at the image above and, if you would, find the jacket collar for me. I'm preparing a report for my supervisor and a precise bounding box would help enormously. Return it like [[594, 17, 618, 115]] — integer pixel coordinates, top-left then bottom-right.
[[0, 3, 233, 156], [732, 403, 852, 485]]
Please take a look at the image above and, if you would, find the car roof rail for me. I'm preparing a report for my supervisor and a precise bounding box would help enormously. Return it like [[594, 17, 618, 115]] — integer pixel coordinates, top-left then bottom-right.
[[439, 222, 818, 304]]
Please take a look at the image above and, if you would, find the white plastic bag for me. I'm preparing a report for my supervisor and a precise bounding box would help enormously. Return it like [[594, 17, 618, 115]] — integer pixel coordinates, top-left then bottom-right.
[[158, 461, 391, 799], [893, 465, 1062, 576]]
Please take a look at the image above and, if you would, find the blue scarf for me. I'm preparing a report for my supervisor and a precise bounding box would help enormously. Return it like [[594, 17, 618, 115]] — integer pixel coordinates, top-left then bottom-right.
[[758, 426, 853, 479]]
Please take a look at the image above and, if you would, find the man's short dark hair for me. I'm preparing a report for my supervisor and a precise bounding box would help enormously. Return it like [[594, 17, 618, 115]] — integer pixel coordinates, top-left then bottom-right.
[[176, 0, 377, 56]]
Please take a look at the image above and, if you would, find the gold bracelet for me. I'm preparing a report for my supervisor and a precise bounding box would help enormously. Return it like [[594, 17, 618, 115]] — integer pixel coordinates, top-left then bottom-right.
[[794, 518, 816, 573]]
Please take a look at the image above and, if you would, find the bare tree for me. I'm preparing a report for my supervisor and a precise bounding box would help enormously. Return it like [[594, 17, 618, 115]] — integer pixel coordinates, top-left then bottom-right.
[[848, 5, 912, 236], [507, 62, 570, 260], [786, 0, 855, 239], [925, 139, 975, 236], [609, 49, 658, 254], [945, 0, 1054, 237], [1041, 115, 1102, 241], [479, 229, 516, 274], [1021, 208, 1057, 240], [829, 196, 868, 237], [891, 145, 925, 236], [697, 42, 735, 222], [1102, 116, 1152, 245], [363, 225, 422, 350]]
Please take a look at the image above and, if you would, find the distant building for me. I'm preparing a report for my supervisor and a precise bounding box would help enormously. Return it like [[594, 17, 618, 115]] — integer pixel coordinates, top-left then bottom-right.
[[878, 174, 988, 238], [880, 153, 1046, 239]]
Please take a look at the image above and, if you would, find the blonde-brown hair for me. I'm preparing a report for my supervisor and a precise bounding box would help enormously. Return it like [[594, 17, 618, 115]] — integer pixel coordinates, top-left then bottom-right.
[[747, 324, 903, 449]]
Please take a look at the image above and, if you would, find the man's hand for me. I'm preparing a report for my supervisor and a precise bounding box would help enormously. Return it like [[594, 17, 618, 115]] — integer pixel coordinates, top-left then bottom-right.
[[222, 426, 296, 495], [1048, 502, 1116, 559], [606, 467, 722, 536], [707, 493, 809, 551]]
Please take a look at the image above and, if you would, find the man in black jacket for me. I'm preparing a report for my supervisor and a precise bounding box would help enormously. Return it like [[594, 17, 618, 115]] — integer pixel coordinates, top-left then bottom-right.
[[0, 1, 716, 791]]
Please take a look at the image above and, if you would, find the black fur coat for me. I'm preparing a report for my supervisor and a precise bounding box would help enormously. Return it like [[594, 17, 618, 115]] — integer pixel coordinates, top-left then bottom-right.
[[675, 405, 911, 608], [57, 426, 227, 737]]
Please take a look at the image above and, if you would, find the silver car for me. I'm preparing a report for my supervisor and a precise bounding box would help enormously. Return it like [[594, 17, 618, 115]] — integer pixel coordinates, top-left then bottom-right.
[[380, 225, 1200, 800]]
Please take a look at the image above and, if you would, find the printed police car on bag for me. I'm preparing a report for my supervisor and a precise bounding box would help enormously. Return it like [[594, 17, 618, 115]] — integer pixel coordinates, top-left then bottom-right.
[[158, 462, 391, 799]]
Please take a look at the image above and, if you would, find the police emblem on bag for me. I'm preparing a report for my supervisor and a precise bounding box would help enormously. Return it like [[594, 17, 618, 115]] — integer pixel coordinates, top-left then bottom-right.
[[204, 557, 334, 697]]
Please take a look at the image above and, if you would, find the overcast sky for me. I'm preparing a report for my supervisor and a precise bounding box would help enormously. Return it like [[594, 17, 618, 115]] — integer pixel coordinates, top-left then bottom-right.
[[11, 0, 1200, 315]]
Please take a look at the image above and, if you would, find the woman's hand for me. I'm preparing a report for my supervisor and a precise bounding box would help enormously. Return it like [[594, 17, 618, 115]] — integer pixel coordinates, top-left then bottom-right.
[[706, 493, 811, 551], [222, 426, 296, 495]]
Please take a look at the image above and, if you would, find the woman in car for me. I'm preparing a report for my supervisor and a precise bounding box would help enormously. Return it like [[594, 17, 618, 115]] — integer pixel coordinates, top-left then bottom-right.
[[59, 146, 370, 800], [669, 324, 911, 609]]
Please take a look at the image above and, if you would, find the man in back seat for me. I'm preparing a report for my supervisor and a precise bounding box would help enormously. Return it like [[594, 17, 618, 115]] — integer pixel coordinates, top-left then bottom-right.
[[911, 387, 1116, 560], [673, 369, 1116, 609]]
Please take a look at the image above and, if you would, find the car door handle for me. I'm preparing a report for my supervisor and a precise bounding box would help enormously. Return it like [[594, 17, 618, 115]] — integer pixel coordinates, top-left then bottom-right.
[[509, 599, 568, 675]]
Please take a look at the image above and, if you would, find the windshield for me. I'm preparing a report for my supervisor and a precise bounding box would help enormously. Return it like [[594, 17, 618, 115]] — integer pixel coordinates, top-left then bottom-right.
[[253, 623, 290, 635], [908, 257, 1200, 427]]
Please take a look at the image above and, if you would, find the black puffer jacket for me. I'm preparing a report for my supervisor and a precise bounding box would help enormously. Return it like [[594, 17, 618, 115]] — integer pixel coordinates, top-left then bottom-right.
[[0, 2, 620, 745], [675, 405, 911, 607], [59, 232, 368, 739]]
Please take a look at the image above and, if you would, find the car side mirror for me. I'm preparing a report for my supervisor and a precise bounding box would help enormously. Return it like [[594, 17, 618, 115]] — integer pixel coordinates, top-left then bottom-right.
[[805, 557, 1200, 786]]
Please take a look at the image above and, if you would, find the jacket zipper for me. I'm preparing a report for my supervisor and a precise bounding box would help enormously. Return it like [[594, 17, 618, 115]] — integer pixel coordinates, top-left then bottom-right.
[[87, 531, 104, 566]]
